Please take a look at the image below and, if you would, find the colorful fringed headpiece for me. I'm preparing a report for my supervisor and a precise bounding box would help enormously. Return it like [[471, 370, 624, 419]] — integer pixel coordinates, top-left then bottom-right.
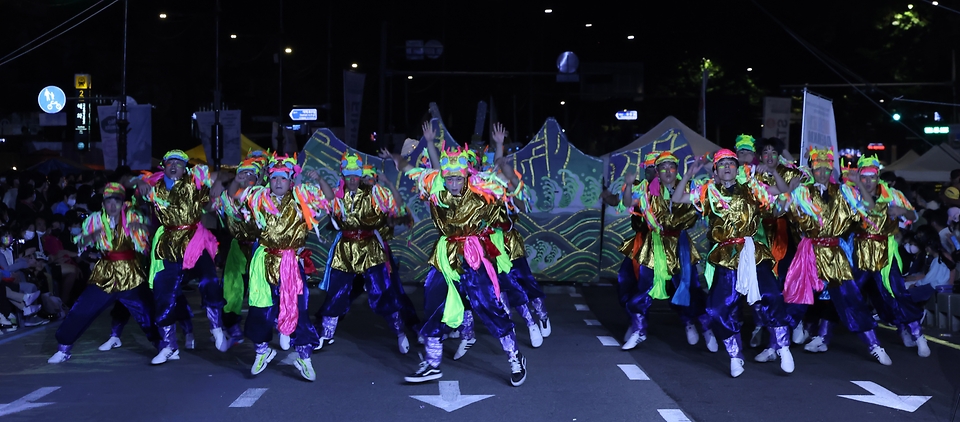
[[237, 157, 263, 175], [735, 134, 755, 152], [713, 149, 738, 166], [268, 153, 300, 179], [103, 182, 125, 200], [808, 146, 835, 169], [655, 152, 679, 167], [361, 165, 377, 178], [439, 146, 470, 177], [341, 152, 364, 177], [643, 152, 659, 168], [163, 149, 189, 164], [858, 154, 881, 176]]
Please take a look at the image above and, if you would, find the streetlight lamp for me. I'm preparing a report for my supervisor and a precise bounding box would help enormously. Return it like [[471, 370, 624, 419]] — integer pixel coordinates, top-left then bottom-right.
[[627, 35, 635, 40], [351, 63, 358, 69], [230, 34, 237, 39], [159, 12, 167, 19], [284, 47, 292, 54]]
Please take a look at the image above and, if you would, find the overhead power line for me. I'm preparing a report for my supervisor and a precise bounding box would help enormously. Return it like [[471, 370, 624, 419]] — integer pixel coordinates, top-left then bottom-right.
[[0, 0, 119, 68]]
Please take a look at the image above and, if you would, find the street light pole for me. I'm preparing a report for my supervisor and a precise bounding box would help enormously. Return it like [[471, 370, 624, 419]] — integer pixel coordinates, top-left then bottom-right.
[[116, 0, 129, 168], [211, 0, 223, 170]]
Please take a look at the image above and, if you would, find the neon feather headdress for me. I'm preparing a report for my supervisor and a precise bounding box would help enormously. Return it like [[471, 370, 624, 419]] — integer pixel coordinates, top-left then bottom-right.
[[267, 153, 300, 179], [857, 154, 881, 176], [361, 165, 377, 178], [654, 151, 679, 167], [163, 149, 189, 164], [643, 152, 659, 168], [340, 152, 364, 177], [713, 148, 738, 166], [237, 157, 263, 175], [439, 145, 470, 177], [734, 134, 755, 152], [103, 182, 126, 200], [808, 146, 835, 169]]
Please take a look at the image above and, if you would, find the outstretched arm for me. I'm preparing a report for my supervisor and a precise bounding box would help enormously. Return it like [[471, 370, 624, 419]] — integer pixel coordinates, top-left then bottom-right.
[[380, 148, 413, 173], [672, 159, 705, 204], [620, 172, 637, 209], [423, 121, 441, 169], [491, 122, 507, 162]]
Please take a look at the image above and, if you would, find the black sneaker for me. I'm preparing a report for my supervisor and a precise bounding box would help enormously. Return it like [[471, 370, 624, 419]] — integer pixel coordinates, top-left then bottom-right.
[[509, 352, 527, 387], [404, 361, 442, 383]]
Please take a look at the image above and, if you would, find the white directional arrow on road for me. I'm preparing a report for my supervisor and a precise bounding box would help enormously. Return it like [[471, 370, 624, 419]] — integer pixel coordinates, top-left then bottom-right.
[[410, 381, 493, 412], [838, 381, 931, 412], [0, 387, 60, 417]]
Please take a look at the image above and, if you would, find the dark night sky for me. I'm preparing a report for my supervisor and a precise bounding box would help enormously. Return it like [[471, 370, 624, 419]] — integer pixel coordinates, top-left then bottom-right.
[[1, 0, 957, 160]]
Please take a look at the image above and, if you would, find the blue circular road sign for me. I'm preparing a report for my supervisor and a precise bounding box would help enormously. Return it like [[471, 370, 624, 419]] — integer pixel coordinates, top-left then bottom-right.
[[38, 86, 66, 114]]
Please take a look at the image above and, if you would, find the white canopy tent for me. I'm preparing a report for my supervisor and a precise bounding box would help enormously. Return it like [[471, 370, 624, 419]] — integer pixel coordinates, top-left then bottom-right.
[[882, 149, 920, 173], [886, 144, 960, 182], [604, 116, 723, 159]]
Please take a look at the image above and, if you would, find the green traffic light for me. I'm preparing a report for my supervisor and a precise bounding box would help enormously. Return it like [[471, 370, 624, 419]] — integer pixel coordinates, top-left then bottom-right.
[[892, 113, 901, 121]]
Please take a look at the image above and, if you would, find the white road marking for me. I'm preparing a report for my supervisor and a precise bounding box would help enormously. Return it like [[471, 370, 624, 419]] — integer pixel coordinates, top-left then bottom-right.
[[617, 364, 650, 380], [569, 292, 582, 297], [229, 388, 269, 408], [597, 336, 621, 346], [584, 319, 601, 326], [838, 381, 931, 412], [658, 409, 692, 421], [410, 381, 494, 412], [0, 387, 60, 417], [574, 304, 590, 311]]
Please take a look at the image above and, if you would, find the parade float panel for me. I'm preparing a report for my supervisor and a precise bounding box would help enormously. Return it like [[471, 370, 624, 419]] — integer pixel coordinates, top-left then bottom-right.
[[600, 125, 710, 281], [508, 118, 604, 283]]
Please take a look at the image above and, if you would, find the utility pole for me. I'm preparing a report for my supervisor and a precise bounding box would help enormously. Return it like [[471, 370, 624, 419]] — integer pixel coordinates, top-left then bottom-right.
[[116, 0, 129, 168], [211, 0, 223, 170], [276, 0, 284, 154]]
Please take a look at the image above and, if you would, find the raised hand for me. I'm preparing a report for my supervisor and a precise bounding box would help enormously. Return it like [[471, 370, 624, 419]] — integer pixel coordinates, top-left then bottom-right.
[[378, 148, 395, 161], [491, 122, 507, 145], [422, 121, 437, 143], [624, 172, 637, 188]]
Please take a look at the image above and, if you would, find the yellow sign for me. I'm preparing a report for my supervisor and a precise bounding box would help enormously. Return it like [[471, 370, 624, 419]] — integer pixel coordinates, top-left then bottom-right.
[[74, 74, 91, 89]]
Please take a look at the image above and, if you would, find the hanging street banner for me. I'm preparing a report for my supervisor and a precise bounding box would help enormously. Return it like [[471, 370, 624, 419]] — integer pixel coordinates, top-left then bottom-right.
[[98, 104, 152, 170], [342, 70, 365, 148], [196, 110, 242, 166], [762, 97, 792, 150], [799, 90, 839, 171]]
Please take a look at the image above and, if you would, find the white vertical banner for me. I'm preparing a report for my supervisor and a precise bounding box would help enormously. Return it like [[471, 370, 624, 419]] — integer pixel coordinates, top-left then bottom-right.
[[195, 110, 242, 166], [799, 90, 840, 172], [98, 104, 152, 170], [762, 97, 792, 150], [343, 70, 365, 148]]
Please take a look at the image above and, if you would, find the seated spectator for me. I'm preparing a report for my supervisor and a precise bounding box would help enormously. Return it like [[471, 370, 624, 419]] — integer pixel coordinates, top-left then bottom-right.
[[941, 169, 960, 208], [0, 226, 47, 329], [36, 215, 79, 308], [903, 226, 955, 301], [51, 186, 78, 216]]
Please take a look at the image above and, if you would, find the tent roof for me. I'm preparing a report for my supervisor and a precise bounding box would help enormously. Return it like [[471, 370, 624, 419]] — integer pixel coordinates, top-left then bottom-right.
[[184, 135, 265, 164], [882, 149, 920, 172], [605, 116, 722, 158], [889, 145, 960, 182]]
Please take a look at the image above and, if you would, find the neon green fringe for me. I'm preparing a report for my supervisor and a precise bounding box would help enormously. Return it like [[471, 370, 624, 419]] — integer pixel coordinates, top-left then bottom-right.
[[434, 236, 464, 329], [648, 231, 670, 299], [148, 226, 166, 289], [489, 230, 514, 274], [223, 239, 247, 314], [248, 246, 273, 308], [879, 235, 902, 298]]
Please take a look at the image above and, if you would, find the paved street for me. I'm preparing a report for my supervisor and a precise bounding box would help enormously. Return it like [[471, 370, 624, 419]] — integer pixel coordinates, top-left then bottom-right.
[[0, 284, 957, 421]]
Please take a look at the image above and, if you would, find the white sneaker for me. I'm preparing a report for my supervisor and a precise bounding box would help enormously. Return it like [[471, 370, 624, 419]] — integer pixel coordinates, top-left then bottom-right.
[[685, 324, 699, 345], [151, 347, 180, 365], [916, 337, 931, 357], [453, 338, 477, 360], [749, 326, 763, 348], [0, 313, 12, 326], [47, 351, 70, 364], [730, 358, 745, 378], [870, 345, 893, 366], [703, 329, 719, 352], [294, 357, 316, 381], [901, 329, 917, 347], [23, 315, 50, 327], [279, 334, 291, 351], [211, 328, 229, 352], [777, 347, 795, 373], [804, 336, 828, 353], [754, 348, 777, 362], [398, 335, 410, 354], [538, 317, 552, 337], [251, 348, 277, 375], [528, 324, 543, 348], [448, 330, 460, 339], [98, 336, 122, 351], [792, 324, 809, 344], [621, 331, 646, 350]]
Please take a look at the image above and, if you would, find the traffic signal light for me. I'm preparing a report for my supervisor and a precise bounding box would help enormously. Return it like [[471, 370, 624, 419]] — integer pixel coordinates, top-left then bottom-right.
[[892, 112, 901, 121]]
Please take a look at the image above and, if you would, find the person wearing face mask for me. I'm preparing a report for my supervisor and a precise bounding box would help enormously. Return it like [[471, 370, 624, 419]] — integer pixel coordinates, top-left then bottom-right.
[[0, 228, 46, 329], [782, 147, 892, 365], [311, 151, 410, 355], [386, 140, 530, 387], [47, 183, 160, 364], [52, 187, 78, 216], [210, 155, 266, 350], [136, 149, 226, 364], [616, 151, 716, 352], [673, 149, 797, 378], [848, 155, 928, 358]]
